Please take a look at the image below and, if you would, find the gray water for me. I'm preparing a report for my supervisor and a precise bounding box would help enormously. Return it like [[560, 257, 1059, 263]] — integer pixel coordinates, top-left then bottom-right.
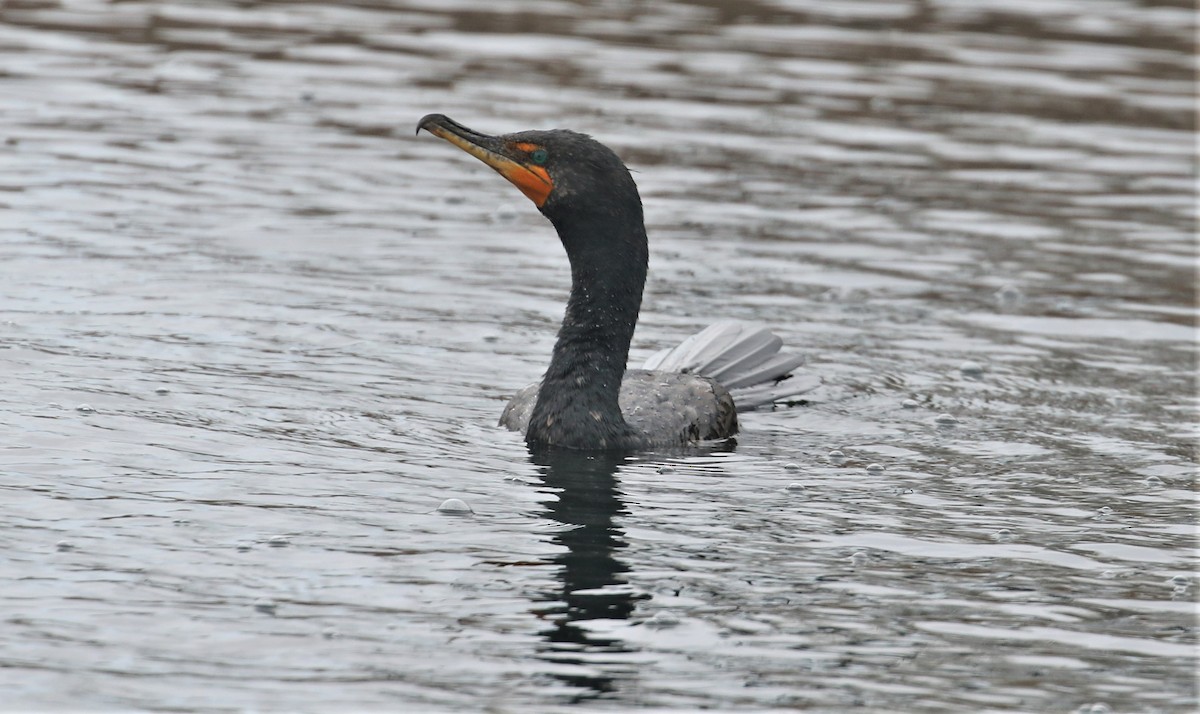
[[1, 1, 1196, 712]]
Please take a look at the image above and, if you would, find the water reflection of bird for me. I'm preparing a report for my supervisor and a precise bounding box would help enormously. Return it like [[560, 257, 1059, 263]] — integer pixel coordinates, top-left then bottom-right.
[[418, 114, 814, 450]]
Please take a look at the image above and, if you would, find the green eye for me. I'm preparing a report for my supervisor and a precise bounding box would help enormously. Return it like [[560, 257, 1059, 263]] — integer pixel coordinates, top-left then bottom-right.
[[530, 148, 548, 164]]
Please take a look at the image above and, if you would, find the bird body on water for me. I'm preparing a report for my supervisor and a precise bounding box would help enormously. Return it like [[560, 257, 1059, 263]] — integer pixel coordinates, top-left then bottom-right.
[[417, 114, 813, 450]]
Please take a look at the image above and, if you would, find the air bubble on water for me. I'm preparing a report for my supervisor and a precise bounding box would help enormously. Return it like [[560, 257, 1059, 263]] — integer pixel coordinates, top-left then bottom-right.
[[322, 628, 338, 639], [56, 540, 74, 552], [658, 465, 676, 474], [785, 482, 806, 492], [76, 404, 95, 414], [644, 612, 680, 630], [783, 463, 800, 473], [253, 598, 277, 615], [437, 498, 473, 515], [868, 96, 894, 113], [827, 449, 846, 464], [959, 361, 984, 378], [1143, 475, 1164, 488], [1099, 570, 1118, 579], [995, 284, 1023, 305], [236, 542, 253, 552], [849, 551, 868, 567], [1168, 574, 1190, 586], [154, 387, 170, 395], [1073, 703, 1111, 714], [493, 207, 518, 222], [901, 398, 918, 409], [267, 535, 290, 547], [935, 413, 958, 426], [990, 529, 1014, 542], [866, 463, 884, 474]]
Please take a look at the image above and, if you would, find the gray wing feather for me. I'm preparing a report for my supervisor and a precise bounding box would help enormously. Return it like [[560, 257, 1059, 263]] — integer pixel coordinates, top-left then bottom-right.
[[642, 321, 818, 412]]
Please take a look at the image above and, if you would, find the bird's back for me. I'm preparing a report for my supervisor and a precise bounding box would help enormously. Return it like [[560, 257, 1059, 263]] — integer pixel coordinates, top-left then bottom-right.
[[500, 369, 736, 447]]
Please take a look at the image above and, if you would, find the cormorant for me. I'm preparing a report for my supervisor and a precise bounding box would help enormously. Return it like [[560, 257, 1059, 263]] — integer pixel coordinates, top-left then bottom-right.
[[417, 114, 812, 450]]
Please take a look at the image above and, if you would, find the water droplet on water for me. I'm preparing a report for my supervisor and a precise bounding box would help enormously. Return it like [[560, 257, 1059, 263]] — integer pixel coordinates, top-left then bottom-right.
[[254, 598, 277, 615], [644, 612, 680, 630], [995, 284, 1023, 305], [901, 398, 918, 409], [267, 535, 290, 548], [935, 413, 958, 426], [959, 361, 984, 378], [437, 498, 473, 515]]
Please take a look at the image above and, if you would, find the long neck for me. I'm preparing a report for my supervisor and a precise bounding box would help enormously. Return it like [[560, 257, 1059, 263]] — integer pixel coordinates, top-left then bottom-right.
[[526, 207, 648, 449]]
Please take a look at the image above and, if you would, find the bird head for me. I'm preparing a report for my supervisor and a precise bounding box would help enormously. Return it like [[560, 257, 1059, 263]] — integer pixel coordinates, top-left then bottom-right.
[[417, 113, 641, 228]]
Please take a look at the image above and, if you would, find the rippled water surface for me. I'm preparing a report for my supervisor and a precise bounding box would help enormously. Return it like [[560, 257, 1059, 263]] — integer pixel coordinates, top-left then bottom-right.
[[1, 0, 1196, 711]]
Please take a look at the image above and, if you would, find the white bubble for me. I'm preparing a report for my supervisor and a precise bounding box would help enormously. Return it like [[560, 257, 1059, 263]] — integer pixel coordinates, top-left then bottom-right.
[[866, 463, 884, 474], [437, 498, 473, 515], [959, 361, 984, 378], [644, 612, 681, 630], [995, 284, 1024, 305]]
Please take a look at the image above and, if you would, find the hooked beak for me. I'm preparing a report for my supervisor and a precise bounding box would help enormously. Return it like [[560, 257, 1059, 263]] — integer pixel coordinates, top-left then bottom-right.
[[417, 114, 553, 208]]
